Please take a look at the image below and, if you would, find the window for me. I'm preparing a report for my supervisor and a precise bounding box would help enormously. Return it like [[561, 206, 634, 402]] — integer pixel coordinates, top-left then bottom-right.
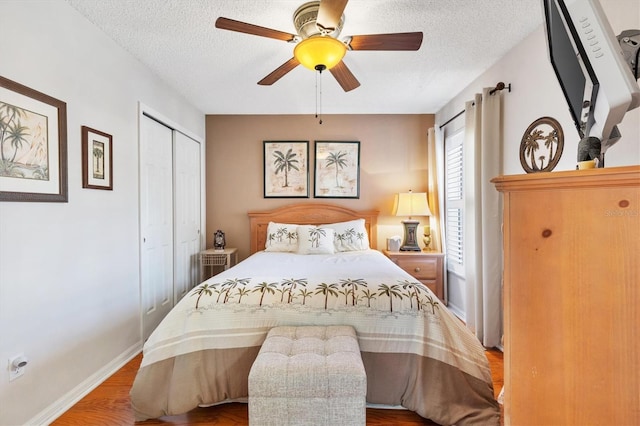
[[445, 129, 464, 276]]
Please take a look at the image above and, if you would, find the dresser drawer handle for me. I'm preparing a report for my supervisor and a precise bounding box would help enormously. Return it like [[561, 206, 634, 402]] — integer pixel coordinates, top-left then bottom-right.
[[414, 267, 421, 273]]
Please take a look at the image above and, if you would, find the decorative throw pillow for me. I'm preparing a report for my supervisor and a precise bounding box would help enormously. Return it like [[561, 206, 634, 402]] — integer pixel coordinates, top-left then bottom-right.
[[264, 222, 299, 252], [323, 219, 370, 252], [296, 225, 335, 255]]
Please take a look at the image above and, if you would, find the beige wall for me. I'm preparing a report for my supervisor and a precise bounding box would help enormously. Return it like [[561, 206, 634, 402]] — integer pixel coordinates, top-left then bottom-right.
[[206, 114, 434, 260]]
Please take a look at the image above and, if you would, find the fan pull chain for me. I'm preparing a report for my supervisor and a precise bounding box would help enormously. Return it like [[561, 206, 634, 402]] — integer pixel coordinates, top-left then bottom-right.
[[314, 65, 326, 124], [318, 71, 323, 125]]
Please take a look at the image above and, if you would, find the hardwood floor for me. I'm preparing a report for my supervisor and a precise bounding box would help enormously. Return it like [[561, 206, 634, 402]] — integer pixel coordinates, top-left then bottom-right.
[[52, 349, 503, 425]]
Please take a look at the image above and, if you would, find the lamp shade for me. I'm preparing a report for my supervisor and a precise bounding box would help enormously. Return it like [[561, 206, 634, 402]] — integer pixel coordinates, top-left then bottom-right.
[[294, 36, 347, 70], [393, 192, 432, 218]]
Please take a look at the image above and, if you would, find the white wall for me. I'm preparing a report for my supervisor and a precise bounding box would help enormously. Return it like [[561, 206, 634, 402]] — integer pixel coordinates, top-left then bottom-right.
[[438, 0, 640, 172], [0, 1, 204, 424], [437, 0, 640, 317]]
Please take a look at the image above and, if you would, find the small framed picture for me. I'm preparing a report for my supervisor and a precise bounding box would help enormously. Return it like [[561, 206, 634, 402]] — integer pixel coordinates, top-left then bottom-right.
[[82, 126, 113, 190], [314, 141, 360, 198], [263, 140, 309, 198]]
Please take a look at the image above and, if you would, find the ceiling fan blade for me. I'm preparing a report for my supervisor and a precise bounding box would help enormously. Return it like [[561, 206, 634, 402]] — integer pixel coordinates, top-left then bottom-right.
[[215, 17, 297, 42], [258, 58, 301, 86], [348, 32, 423, 51], [329, 61, 360, 92], [316, 0, 349, 32]]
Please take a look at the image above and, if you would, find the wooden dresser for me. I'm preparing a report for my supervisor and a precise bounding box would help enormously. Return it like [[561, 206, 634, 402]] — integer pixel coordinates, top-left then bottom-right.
[[492, 165, 639, 426]]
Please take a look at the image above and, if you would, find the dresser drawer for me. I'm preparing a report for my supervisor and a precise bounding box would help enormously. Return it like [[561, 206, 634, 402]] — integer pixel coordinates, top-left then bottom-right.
[[396, 257, 438, 280]]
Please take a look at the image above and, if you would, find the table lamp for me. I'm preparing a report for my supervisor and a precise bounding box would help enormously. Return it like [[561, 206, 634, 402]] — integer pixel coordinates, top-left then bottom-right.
[[393, 190, 432, 251]]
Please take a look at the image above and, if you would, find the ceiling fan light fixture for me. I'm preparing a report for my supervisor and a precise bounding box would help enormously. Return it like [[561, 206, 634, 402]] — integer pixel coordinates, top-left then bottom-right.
[[294, 36, 346, 71]]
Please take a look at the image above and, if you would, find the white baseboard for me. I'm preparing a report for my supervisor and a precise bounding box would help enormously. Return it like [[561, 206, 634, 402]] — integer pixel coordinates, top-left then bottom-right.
[[28, 342, 142, 426]]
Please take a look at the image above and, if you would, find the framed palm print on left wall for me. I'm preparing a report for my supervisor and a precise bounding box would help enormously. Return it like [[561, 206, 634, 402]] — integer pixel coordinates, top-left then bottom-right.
[[263, 140, 309, 198], [0, 75, 68, 202], [82, 126, 113, 190]]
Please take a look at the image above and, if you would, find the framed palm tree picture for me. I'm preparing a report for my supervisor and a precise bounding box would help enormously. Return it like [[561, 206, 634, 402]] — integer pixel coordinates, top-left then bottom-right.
[[314, 141, 360, 198], [82, 126, 113, 190], [263, 140, 309, 198], [0, 75, 68, 202]]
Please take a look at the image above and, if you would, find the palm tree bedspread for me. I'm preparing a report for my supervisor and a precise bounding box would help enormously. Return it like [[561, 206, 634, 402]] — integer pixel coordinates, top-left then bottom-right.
[[130, 250, 499, 425]]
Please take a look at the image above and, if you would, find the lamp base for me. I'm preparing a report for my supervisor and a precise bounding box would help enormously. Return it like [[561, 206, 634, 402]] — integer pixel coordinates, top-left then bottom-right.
[[400, 220, 421, 251]]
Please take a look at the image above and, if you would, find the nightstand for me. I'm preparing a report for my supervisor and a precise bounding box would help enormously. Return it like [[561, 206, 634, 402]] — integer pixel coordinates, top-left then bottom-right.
[[200, 248, 238, 281], [383, 250, 445, 303]]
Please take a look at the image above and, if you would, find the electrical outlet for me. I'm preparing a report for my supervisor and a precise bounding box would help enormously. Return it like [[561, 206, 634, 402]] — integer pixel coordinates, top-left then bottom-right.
[[8, 353, 27, 381]]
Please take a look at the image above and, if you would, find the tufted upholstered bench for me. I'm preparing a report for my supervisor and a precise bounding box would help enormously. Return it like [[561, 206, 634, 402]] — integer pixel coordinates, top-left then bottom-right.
[[248, 325, 367, 426]]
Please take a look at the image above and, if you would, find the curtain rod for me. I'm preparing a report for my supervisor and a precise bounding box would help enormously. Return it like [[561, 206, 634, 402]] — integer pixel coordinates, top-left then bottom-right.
[[438, 82, 511, 129], [489, 81, 511, 95]]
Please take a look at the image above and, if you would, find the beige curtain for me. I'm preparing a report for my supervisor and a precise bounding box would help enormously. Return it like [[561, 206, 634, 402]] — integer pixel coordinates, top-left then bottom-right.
[[426, 128, 442, 252], [463, 88, 503, 348]]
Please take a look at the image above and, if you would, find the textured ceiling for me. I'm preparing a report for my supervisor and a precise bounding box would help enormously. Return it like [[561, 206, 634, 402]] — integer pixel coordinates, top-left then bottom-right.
[[65, 0, 543, 114]]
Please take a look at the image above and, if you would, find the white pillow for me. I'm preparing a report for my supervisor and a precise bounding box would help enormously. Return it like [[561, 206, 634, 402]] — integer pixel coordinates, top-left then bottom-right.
[[323, 219, 370, 252], [296, 225, 335, 255], [264, 222, 299, 252]]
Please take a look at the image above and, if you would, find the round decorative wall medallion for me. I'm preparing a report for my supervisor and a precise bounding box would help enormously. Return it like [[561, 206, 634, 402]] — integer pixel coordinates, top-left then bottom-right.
[[519, 116, 564, 173]]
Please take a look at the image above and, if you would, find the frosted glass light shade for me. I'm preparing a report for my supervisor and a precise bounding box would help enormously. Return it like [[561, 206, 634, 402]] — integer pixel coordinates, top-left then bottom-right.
[[294, 36, 347, 70]]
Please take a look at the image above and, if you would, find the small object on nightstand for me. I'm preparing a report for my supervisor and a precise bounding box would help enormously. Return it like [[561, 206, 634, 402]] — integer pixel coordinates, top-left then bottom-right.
[[200, 247, 238, 281], [386, 236, 401, 252], [213, 230, 226, 250], [423, 225, 431, 250]]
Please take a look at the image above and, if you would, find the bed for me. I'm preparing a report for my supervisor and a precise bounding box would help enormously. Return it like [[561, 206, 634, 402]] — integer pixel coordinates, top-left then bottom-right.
[[130, 203, 500, 425]]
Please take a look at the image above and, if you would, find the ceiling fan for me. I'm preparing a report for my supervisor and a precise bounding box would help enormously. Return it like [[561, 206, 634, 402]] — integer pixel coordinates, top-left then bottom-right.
[[215, 0, 423, 92]]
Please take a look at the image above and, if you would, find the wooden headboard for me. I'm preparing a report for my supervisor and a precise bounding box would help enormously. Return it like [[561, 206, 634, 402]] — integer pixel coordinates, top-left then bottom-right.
[[247, 203, 379, 254]]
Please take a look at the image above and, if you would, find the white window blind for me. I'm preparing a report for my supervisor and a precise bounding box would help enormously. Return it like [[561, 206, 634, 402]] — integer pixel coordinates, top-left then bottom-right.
[[445, 132, 464, 272]]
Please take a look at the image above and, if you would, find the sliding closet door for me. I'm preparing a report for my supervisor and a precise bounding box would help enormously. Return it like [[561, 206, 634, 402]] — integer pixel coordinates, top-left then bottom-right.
[[174, 132, 201, 303], [140, 115, 174, 340]]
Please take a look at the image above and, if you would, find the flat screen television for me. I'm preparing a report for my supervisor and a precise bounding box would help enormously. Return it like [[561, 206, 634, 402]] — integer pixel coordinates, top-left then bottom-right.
[[542, 0, 640, 164]]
